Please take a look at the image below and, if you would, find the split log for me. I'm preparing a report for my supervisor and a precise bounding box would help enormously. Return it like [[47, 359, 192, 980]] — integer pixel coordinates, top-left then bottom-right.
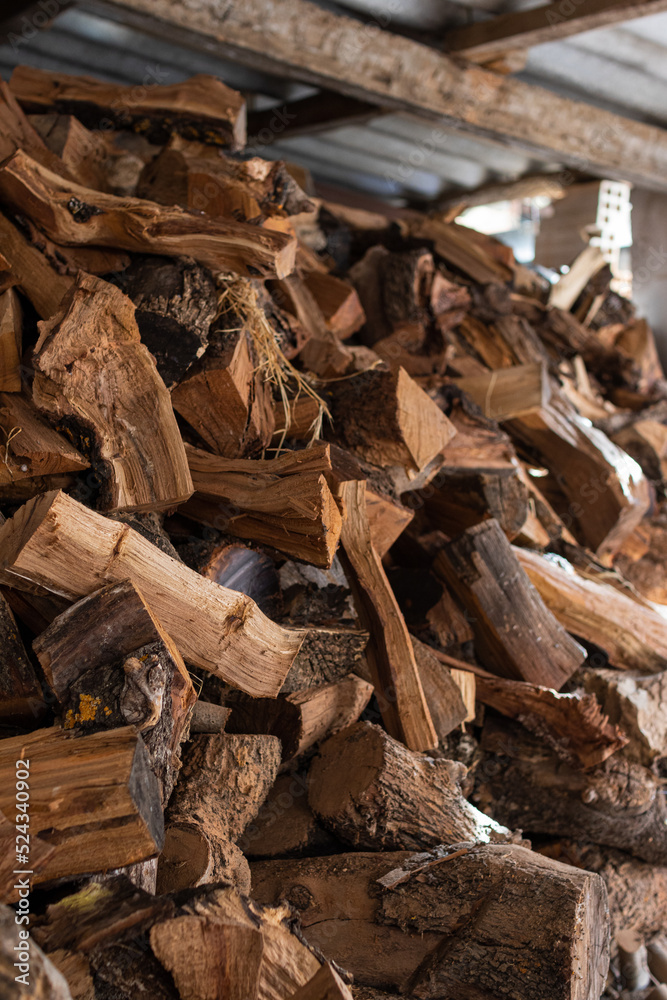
[[11, 66, 247, 149], [137, 135, 312, 221], [225, 675, 374, 762], [455, 362, 550, 420], [505, 394, 650, 561], [410, 639, 468, 740], [274, 274, 353, 378], [172, 321, 275, 457], [184, 443, 343, 568], [33, 579, 196, 801], [28, 111, 112, 191], [272, 395, 321, 446], [411, 217, 514, 284], [0, 287, 21, 391], [120, 256, 217, 389], [0, 391, 89, 488], [33, 273, 193, 513], [34, 877, 324, 1000], [0, 726, 164, 887], [240, 771, 339, 859], [339, 479, 437, 751], [251, 844, 609, 999], [329, 367, 456, 477], [1, 812, 55, 904], [579, 666, 667, 765], [303, 270, 365, 340], [0, 591, 45, 725], [0, 150, 295, 279], [435, 519, 586, 687], [158, 733, 281, 893], [515, 546, 667, 672], [364, 489, 413, 557], [0, 212, 71, 319], [479, 719, 667, 864], [308, 721, 513, 850], [0, 78, 69, 176], [0, 489, 304, 697], [472, 670, 628, 768]]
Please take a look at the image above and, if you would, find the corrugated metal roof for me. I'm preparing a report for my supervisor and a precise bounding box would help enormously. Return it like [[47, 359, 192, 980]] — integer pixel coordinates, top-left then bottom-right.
[[1, 1, 667, 205]]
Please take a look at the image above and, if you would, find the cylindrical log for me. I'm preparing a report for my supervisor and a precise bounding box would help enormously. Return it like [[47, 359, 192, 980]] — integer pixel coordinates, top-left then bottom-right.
[[308, 721, 515, 850]]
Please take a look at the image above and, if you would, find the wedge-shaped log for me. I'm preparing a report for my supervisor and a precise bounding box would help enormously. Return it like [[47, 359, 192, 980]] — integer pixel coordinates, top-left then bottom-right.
[[330, 366, 456, 476], [0, 726, 164, 890], [303, 270, 365, 340], [185, 443, 343, 568], [455, 362, 551, 420], [172, 323, 275, 457], [0, 490, 303, 697], [339, 479, 437, 751], [0, 150, 295, 279], [309, 721, 512, 850], [516, 546, 667, 672], [226, 676, 374, 762], [33, 580, 196, 802], [11, 66, 247, 149], [0, 391, 89, 490], [251, 844, 609, 1000], [0, 211, 71, 319], [32, 274, 192, 512], [435, 519, 586, 688], [505, 395, 649, 562], [480, 719, 667, 864]]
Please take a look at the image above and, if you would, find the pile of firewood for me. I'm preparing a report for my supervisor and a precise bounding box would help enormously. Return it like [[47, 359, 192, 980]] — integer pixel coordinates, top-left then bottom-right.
[[3, 64, 667, 1000]]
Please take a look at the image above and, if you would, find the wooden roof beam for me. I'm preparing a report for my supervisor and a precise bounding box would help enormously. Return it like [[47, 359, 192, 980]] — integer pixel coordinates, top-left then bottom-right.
[[446, 0, 667, 64], [85, 0, 667, 192]]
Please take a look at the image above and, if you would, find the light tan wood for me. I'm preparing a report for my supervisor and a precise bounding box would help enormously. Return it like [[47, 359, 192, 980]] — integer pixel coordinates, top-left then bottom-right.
[[0, 149, 296, 279], [549, 245, 607, 311], [339, 479, 437, 751], [0, 726, 164, 887], [11, 65, 247, 149], [365, 489, 413, 558], [0, 490, 304, 696], [29, 112, 113, 191], [33, 274, 193, 513], [516, 546, 667, 673]]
